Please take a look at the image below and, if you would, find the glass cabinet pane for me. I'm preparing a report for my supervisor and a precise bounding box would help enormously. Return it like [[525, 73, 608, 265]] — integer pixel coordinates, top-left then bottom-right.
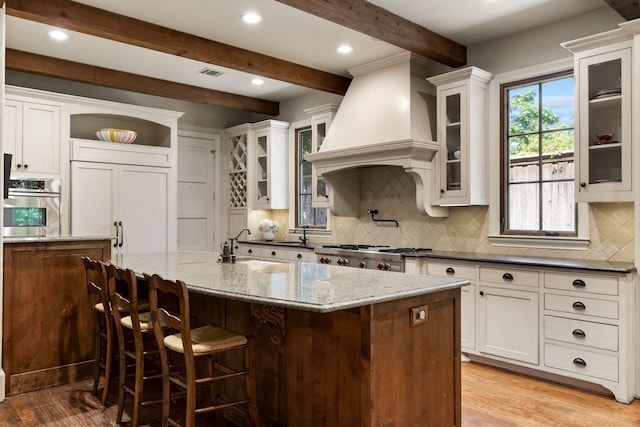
[[256, 134, 268, 201], [445, 93, 462, 191]]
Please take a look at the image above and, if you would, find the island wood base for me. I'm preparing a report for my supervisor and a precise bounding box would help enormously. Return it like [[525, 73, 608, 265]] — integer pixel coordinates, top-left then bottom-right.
[[2, 238, 111, 396], [193, 287, 461, 426]]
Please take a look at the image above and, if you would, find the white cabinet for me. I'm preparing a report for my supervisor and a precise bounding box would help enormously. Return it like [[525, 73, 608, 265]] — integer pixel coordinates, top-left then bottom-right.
[[562, 30, 633, 202], [427, 261, 477, 351], [427, 67, 493, 205], [235, 243, 314, 263], [542, 271, 634, 403], [71, 161, 170, 255], [305, 104, 338, 208], [253, 120, 289, 209], [4, 97, 60, 176], [225, 120, 289, 213]]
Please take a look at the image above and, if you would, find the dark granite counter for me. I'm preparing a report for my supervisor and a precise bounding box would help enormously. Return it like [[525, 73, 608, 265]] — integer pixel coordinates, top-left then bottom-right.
[[403, 250, 636, 274]]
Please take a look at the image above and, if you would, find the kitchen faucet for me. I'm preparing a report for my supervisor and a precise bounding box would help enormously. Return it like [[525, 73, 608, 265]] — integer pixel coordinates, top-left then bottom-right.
[[297, 225, 309, 247], [228, 228, 251, 255]]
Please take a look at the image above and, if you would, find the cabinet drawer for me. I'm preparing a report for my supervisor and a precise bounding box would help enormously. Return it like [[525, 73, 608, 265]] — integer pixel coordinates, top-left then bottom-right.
[[287, 249, 314, 262], [237, 246, 261, 258], [544, 272, 618, 296], [262, 247, 288, 261], [479, 266, 539, 288], [427, 262, 477, 280], [544, 343, 618, 382], [544, 315, 618, 352], [544, 294, 618, 320]]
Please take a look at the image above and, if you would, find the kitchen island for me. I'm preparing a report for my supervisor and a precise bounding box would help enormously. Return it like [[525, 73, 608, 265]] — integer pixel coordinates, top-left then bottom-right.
[[112, 251, 469, 426], [2, 236, 111, 397]]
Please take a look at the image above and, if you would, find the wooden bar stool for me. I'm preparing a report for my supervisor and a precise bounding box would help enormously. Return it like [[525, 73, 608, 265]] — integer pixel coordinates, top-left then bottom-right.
[[108, 264, 162, 427], [145, 273, 260, 427], [81, 256, 116, 405]]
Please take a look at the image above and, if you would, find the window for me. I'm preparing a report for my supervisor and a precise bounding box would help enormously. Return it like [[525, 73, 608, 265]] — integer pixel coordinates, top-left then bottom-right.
[[295, 126, 327, 228], [501, 71, 576, 236]]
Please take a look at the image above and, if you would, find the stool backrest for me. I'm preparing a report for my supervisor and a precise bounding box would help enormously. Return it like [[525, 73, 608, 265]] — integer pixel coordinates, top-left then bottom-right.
[[145, 273, 194, 360], [82, 256, 111, 316], [107, 264, 144, 341]]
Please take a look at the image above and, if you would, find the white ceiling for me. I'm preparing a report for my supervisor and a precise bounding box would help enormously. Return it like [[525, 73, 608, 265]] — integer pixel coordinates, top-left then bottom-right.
[[6, 0, 609, 102]]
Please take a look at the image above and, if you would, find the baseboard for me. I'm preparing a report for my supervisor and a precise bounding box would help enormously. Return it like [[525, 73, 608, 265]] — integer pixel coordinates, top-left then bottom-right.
[[6, 361, 93, 396]]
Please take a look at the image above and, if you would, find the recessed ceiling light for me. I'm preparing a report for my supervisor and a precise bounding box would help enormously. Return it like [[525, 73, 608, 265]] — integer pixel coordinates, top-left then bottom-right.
[[337, 44, 353, 54], [251, 78, 265, 86], [241, 12, 263, 24], [48, 29, 69, 41]]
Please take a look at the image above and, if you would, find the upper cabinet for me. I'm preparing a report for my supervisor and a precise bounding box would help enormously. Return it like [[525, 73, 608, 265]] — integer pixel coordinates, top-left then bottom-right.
[[562, 29, 633, 203], [225, 119, 289, 211], [4, 96, 61, 176], [428, 67, 493, 206], [305, 104, 338, 208]]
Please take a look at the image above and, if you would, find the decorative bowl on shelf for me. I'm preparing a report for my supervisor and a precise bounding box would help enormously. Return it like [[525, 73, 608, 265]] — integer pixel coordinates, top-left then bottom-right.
[[96, 128, 137, 144]]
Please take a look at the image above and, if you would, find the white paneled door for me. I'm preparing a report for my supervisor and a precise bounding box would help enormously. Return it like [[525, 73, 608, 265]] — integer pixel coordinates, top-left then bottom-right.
[[177, 134, 216, 251]]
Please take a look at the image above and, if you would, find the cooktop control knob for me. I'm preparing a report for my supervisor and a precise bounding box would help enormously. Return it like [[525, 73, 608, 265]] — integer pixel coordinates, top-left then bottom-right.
[[358, 261, 367, 268], [337, 258, 350, 266], [377, 263, 391, 271], [319, 257, 331, 264]]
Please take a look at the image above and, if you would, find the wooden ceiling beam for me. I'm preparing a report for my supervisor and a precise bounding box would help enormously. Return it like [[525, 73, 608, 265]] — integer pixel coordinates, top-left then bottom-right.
[[604, 0, 640, 20], [274, 0, 467, 68], [5, 0, 351, 96], [6, 49, 280, 116]]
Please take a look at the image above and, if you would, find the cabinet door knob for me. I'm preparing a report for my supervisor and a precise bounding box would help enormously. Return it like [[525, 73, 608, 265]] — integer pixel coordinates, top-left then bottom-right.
[[271, 251, 276, 256], [479, 290, 485, 296], [23, 164, 28, 169], [580, 182, 586, 188], [572, 358, 587, 367], [247, 249, 253, 254], [440, 189, 445, 194], [572, 301, 586, 310], [297, 253, 302, 259], [572, 329, 586, 338], [572, 279, 586, 288], [16, 163, 21, 169], [502, 272, 514, 281], [445, 267, 455, 274]]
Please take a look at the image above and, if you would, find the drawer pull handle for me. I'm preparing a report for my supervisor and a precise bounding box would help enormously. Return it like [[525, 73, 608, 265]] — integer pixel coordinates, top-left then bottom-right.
[[248, 249, 253, 254], [572, 301, 586, 310], [502, 273, 514, 281], [446, 267, 455, 274], [271, 251, 276, 256], [572, 329, 586, 338], [572, 279, 586, 288], [572, 358, 587, 367]]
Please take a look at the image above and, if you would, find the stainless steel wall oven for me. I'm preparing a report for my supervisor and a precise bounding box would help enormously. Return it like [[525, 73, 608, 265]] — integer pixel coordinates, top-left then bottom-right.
[[3, 178, 61, 237]]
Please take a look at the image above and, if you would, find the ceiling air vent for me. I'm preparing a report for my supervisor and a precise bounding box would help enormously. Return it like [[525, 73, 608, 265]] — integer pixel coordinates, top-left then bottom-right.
[[197, 67, 225, 77]]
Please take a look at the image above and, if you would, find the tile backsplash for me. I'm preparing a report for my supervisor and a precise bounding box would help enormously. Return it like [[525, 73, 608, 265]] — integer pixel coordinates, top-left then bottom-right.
[[263, 166, 633, 262]]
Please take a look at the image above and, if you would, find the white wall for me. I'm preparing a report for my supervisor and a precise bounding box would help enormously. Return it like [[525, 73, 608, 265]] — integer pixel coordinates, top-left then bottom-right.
[[468, 6, 623, 74]]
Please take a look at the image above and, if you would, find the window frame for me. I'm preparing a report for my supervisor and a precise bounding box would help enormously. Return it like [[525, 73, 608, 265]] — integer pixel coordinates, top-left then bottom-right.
[[487, 58, 589, 250], [292, 123, 328, 231], [500, 70, 577, 238]]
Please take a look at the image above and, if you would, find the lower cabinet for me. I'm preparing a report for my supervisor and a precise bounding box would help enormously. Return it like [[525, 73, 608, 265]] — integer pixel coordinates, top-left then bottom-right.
[[412, 257, 635, 403], [235, 243, 314, 263], [477, 285, 539, 364]]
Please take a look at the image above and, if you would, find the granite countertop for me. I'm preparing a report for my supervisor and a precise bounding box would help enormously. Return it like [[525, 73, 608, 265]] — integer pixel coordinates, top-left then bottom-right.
[[3, 235, 113, 244], [110, 251, 468, 313], [404, 250, 636, 274]]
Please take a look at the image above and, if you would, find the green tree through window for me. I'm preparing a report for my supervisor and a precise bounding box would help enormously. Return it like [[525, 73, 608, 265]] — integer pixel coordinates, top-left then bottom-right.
[[503, 72, 576, 235]]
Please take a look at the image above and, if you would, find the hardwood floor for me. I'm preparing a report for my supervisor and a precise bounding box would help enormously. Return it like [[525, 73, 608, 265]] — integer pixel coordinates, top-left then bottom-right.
[[1, 361, 639, 426]]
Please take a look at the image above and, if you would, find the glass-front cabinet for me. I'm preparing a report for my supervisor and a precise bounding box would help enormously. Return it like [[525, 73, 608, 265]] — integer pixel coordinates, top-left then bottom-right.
[[252, 120, 289, 210], [305, 104, 338, 208], [563, 31, 632, 202], [428, 67, 493, 206]]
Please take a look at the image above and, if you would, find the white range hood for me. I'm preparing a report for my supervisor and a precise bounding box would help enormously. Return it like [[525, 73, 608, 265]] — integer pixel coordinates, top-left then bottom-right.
[[305, 52, 449, 217]]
